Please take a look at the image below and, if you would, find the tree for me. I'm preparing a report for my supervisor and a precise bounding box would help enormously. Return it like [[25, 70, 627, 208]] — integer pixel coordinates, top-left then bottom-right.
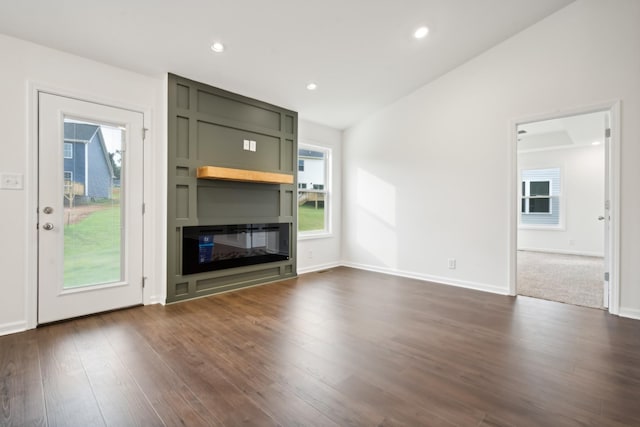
[[108, 150, 121, 180]]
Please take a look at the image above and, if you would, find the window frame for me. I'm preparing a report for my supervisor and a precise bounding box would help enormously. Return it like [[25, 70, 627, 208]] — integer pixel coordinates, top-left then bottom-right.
[[297, 143, 331, 239], [63, 142, 73, 159], [521, 179, 552, 215]]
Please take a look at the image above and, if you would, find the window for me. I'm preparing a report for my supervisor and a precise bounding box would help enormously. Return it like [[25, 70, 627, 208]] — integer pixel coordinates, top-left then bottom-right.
[[521, 180, 551, 214], [64, 142, 73, 159], [298, 145, 330, 236], [520, 167, 561, 227]]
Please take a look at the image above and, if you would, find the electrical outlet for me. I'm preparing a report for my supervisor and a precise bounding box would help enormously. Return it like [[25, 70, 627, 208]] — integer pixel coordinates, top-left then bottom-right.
[[250, 140, 256, 152], [448, 258, 456, 269], [307, 250, 313, 259], [569, 239, 575, 246], [0, 173, 23, 190], [243, 139, 250, 150]]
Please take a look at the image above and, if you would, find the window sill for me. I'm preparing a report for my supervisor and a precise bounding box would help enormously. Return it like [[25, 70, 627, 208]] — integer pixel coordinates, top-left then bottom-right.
[[518, 225, 566, 231], [298, 231, 333, 241]]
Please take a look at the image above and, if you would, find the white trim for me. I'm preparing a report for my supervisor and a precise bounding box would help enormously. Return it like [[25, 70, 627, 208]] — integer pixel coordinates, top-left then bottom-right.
[[27, 80, 156, 329], [618, 308, 640, 321], [342, 262, 509, 296], [146, 295, 165, 305], [26, 82, 39, 329], [608, 102, 621, 315], [518, 143, 601, 154], [517, 225, 565, 231], [298, 142, 332, 237], [84, 138, 89, 195], [297, 261, 342, 275], [298, 231, 334, 241], [508, 101, 621, 314], [0, 321, 28, 336], [517, 247, 604, 258]]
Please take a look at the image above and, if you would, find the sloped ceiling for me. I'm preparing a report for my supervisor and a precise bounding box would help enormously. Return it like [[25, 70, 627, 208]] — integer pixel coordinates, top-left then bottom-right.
[[0, 0, 575, 129]]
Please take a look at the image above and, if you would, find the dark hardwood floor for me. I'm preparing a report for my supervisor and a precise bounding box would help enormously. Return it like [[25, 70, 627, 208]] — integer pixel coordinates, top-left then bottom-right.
[[2, 267, 640, 426]]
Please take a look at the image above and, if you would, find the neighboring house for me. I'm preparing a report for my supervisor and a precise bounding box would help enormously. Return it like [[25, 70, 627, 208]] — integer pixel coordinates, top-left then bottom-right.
[[297, 148, 324, 190], [63, 122, 115, 203]]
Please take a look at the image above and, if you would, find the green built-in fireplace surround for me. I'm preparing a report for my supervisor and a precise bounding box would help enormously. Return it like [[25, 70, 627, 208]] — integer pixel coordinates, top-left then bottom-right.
[[166, 74, 298, 303]]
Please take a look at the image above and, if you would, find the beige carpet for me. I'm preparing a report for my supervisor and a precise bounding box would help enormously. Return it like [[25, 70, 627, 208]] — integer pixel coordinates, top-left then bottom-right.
[[517, 250, 604, 309]]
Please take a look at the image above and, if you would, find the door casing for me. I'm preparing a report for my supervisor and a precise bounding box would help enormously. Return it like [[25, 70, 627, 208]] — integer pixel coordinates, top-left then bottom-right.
[[26, 84, 154, 329], [508, 101, 621, 315]]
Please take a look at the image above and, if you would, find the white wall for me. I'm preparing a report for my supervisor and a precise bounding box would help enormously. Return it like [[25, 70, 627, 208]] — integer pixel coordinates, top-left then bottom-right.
[[0, 34, 165, 334], [342, 0, 640, 315], [518, 145, 605, 256], [297, 120, 342, 273]]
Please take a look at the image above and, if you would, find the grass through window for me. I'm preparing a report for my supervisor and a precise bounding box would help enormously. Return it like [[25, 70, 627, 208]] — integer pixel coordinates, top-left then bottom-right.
[[298, 203, 325, 232]]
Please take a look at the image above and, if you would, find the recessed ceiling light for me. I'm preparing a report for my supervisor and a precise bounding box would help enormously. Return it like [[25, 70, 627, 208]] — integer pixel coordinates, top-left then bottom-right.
[[592, 141, 601, 146], [414, 26, 429, 39], [211, 42, 225, 53], [306, 82, 317, 91]]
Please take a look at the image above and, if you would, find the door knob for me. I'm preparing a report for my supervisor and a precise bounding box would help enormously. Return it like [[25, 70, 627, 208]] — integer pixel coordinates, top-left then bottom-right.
[[42, 223, 54, 230], [43, 206, 53, 214], [598, 216, 605, 221]]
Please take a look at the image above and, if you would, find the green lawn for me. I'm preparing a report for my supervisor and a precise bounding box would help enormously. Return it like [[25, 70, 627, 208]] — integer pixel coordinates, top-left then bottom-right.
[[64, 205, 121, 287], [298, 203, 325, 232]]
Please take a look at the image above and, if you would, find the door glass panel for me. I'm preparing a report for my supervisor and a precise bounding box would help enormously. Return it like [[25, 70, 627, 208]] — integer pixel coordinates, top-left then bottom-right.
[[63, 118, 124, 288]]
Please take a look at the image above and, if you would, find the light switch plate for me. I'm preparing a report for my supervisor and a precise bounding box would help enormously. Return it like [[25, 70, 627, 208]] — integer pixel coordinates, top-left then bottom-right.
[[250, 140, 256, 152], [0, 173, 23, 190], [243, 139, 250, 150]]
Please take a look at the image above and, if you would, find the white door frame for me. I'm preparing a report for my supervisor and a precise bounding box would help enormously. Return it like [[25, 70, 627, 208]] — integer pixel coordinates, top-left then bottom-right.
[[508, 101, 621, 315], [26, 83, 154, 329]]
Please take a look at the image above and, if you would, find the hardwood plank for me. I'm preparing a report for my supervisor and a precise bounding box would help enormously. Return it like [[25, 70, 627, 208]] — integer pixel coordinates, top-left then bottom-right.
[[3, 267, 640, 426], [96, 310, 217, 427], [0, 332, 46, 427], [37, 321, 106, 427], [70, 316, 164, 427], [126, 304, 279, 426]]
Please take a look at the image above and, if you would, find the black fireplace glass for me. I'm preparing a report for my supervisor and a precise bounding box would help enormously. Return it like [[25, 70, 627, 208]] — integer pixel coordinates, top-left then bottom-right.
[[182, 223, 290, 275]]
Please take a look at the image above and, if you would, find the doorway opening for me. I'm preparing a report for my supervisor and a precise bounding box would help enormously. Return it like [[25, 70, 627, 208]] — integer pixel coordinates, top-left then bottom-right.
[[514, 109, 613, 310]]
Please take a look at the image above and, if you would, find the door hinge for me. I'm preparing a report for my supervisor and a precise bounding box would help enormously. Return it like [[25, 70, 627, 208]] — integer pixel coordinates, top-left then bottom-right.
[[143, 128, 149, 140], [142, 276, 148, 288], [604, 272, 610, 282], [605, 200, 610, 210], [605, 128, 611, 138], [142, 203, 146, 215]]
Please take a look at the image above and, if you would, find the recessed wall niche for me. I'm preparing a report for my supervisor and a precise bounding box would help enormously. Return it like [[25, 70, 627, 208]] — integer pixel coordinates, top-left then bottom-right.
[[167, 74, 298, 302]]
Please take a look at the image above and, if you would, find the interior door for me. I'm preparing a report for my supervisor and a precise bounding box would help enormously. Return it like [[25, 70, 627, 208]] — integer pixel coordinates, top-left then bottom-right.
[[38, 92, 144, 323]]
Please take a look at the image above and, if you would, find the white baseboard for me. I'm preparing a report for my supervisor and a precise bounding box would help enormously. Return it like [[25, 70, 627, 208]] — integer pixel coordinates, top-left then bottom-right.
[[618, 307, 640, 321], [341, 262, 510, 296], [146, 296, 165, 305], [0, 321, 28, 337], [518, 247, 604, 258], [297, 262, 342, 275]]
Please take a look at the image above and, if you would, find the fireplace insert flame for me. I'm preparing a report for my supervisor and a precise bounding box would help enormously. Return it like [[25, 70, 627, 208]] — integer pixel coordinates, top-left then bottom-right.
[[182, 223, 290, 275]]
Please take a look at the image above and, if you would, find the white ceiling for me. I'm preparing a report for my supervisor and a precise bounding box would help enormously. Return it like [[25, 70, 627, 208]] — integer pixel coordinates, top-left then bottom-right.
[[0, 0, 574, 130]]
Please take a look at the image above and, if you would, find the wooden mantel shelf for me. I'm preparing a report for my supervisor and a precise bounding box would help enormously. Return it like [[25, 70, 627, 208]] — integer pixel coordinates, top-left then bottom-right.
[[197, 166, 294, 184]]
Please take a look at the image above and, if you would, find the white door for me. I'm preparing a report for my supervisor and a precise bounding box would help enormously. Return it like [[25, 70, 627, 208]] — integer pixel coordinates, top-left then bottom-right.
[[38, 93, 144, 323]]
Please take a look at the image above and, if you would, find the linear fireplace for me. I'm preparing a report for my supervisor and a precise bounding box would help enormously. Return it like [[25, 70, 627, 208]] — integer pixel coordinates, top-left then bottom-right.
[[182, 223, 290, 275]]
